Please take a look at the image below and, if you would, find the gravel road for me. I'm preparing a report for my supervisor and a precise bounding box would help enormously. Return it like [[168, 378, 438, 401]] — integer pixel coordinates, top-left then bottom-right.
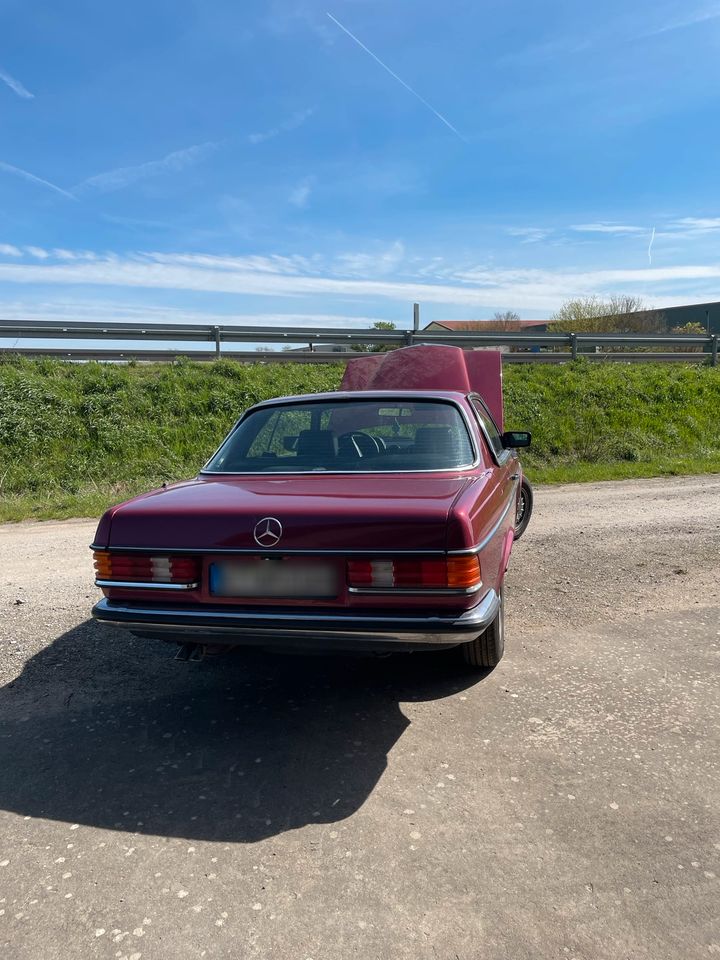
[[0, 475, 718, 959]]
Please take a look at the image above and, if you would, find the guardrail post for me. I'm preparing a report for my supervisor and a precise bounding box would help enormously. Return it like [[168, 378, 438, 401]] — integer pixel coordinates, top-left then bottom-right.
[[712, 335, 718, 367], [570, 333, 578, 360], [213, 326, 221, 359]]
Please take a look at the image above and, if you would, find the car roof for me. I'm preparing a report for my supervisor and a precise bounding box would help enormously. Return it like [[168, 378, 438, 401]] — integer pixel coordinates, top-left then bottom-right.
[[248, 390, 470, 409]]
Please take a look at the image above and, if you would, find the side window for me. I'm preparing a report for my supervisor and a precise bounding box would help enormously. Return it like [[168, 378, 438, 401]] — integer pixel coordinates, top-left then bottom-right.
[[470, 398, 505, 461]]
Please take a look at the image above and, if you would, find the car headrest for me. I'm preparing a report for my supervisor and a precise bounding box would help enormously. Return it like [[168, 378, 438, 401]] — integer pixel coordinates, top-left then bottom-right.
[[296, 429, 339, 460]]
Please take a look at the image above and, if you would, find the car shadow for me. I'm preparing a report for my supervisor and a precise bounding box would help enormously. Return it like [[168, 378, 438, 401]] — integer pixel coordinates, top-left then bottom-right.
[[0, 620, 487, 842]]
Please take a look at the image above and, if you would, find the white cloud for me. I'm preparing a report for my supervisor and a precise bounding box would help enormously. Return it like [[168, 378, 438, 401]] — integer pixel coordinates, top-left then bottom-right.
[[506, 227, 552, 243], [102, 214, 175, 231], [0, 243, 22, 257], [0, 68, 33, 99], [648, 5, 720, 35], [73, 142, 221, 196], [0, 297, 388, 328], [2, 243, 720, 311], [263, 2, 336, 45], [670, 217, 720, 234], [247, 107, 315, 145], [335, 241, 406, 277], [25, 246, 50, 259], [144, 251, 319, 275], [0, 160, 76, 200], [49, 248, 98, 261], [570, 223, 645, 235], [289, 177, 313, 208], [510, 215, 720, 246]]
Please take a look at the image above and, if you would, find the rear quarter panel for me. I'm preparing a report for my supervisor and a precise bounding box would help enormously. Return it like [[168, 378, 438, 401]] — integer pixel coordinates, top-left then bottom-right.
[[447, 465, 517, 595]]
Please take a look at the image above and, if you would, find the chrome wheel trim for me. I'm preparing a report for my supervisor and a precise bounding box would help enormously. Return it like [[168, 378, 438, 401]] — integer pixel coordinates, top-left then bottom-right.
[[498, 588, 505, 650]]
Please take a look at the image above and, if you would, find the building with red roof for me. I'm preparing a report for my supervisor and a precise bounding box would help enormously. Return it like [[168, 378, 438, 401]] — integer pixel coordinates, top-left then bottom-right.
[[424, 319, 553, 333]]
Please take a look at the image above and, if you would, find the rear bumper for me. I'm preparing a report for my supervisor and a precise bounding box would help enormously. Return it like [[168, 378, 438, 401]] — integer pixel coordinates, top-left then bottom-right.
[[91, 589, 500, 651]]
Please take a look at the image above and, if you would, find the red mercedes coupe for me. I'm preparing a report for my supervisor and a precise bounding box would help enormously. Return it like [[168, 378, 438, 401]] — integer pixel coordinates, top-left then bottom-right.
[[91, 345, 531, 669]]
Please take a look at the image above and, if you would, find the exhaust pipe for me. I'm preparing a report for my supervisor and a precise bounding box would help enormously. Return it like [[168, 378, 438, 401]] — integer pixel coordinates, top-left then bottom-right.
[[174, 642, 205, 662]]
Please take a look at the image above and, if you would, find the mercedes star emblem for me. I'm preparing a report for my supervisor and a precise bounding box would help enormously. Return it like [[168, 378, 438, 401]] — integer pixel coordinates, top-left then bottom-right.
[[253, 517, 283, 547]]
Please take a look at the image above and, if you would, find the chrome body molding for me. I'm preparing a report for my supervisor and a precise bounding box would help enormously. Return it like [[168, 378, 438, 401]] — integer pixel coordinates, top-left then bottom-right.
[[94, 579, 199, 591], [91, 589, 500, 648], [466, 392, 512, 467], [91, 543, 452, 556], [348, 582, 483, 596]]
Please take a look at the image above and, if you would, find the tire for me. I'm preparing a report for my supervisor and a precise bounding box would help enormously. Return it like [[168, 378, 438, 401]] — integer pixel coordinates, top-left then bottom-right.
[[460, 586, 505, 669], [514, 477, 533, 541]]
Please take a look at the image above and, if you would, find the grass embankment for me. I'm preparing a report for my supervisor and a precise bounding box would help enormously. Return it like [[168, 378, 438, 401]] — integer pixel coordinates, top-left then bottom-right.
[[1, 356, 719, 522]]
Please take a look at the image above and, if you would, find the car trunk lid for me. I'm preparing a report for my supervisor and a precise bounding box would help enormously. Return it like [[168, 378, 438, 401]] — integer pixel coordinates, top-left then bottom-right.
[[103, 474, 472, 553]]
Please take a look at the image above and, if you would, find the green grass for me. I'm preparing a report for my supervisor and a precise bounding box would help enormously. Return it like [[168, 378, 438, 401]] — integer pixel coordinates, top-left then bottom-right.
[[1, 355, 719, 522], [503, 360, 720, 482]]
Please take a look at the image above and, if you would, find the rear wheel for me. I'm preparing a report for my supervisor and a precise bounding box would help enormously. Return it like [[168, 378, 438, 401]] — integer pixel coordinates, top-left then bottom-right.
[[460, 587, 505, 669], [514, 478, 533, 540]]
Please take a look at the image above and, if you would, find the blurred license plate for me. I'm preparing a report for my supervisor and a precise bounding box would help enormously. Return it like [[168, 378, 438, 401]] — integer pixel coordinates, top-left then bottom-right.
[[209, 558, 338, 598]]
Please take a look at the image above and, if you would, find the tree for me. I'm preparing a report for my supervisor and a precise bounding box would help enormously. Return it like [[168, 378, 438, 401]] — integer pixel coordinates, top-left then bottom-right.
[[669, 321, 706, 352], [352, 321, 398, 353], [492, 310, 521, 329], [551, 296, 666, 334], [670, 321, 706, 335]]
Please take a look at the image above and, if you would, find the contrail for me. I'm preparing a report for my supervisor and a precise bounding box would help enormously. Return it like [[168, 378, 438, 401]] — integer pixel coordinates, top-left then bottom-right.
[[0, 161, 76, 200], [73, 141, 220, 196], [0, 68, 34, 99], [648, 226, 656, 266], [326, 12, 467, 143]]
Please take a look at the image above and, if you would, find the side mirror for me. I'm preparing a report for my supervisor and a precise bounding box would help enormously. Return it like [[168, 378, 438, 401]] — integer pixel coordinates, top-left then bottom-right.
[[501, 431, 531, 449]]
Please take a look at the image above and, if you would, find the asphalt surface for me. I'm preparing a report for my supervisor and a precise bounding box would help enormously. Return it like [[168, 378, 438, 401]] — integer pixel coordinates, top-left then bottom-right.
[[0, 475, 719, 959]]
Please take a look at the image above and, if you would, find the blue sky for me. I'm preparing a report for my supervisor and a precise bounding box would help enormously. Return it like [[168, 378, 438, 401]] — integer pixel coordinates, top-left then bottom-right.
[[2, 0, 720, 336]]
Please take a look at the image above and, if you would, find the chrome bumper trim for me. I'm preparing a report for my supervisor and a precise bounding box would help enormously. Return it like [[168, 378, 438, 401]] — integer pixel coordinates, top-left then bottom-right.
[[91, 589, 500, 647], [348, 583, 483, 596], [95, 579, 199, 591]]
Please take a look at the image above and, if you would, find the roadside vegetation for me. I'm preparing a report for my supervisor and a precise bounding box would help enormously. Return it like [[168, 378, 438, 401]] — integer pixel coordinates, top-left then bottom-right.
[[548, 295, 708, 352], [1, 355, 719, 521]]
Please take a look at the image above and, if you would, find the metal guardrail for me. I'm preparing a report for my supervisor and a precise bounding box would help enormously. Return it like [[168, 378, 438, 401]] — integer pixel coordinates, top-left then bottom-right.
[[6, 347, 718, 365], [1, 318, 718, 364]]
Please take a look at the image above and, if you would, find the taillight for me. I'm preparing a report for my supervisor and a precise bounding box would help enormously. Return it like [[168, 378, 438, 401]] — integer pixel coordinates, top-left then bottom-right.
[[93, 552, 201, 586], [446, 556, 483, 588], [347, 556, 481, 590]]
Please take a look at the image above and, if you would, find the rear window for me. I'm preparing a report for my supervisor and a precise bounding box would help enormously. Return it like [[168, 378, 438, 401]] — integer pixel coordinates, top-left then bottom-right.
[[204, 399, 475, 474]]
